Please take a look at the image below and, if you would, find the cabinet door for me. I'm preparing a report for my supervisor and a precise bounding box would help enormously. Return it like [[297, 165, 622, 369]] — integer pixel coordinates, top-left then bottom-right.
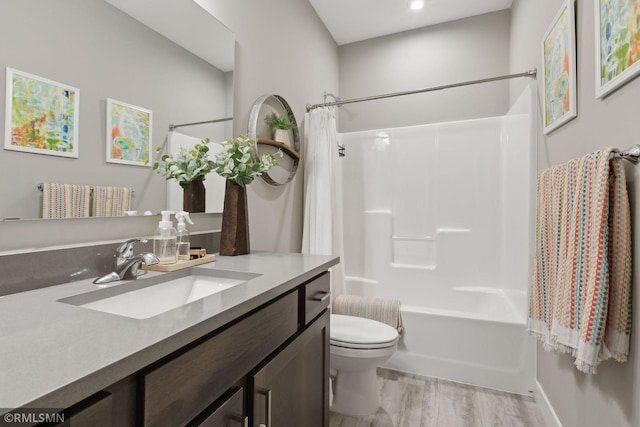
[[196, 387, 246, 427], [251, 309, 329, 427]]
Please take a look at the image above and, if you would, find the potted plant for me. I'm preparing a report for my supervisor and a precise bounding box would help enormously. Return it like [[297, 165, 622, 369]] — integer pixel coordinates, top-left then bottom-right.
[[153, 138, 215, 213], [264, 112, 296, 143], [211, 135, 281, 256]]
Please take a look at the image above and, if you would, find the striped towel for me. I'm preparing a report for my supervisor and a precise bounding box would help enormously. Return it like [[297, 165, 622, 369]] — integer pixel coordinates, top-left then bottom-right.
[[91, 186, 132, 217], [41, 183, 91, 219], [332, 294, 404, 334], [528, 147, 632, 374]]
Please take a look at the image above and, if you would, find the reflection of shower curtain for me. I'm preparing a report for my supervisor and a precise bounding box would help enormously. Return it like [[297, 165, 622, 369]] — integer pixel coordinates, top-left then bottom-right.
[[302, 107, 345, 295]]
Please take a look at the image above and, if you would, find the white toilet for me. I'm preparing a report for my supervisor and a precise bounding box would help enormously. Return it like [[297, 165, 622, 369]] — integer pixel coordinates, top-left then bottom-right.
[[330, 314, 400, 417]]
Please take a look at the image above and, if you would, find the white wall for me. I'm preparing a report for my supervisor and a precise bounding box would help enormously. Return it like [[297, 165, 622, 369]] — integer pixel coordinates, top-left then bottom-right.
[[337, 10, 512, 133], [510, 1, 640, 426]]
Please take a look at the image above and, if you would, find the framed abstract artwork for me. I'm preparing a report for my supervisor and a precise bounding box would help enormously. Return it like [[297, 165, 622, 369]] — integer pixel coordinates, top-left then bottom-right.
[[106, 98, 152, 167], [595, 0, 640, 98], [542, 0, 577, 134], [4, 68, 80, 158]]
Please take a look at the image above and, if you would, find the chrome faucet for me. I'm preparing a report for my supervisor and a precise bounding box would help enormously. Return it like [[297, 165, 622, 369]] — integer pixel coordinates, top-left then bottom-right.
[[93, 238, 160, 285]]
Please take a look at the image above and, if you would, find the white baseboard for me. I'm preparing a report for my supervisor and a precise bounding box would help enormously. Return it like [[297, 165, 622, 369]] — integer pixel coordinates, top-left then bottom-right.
[[534, 380, 563, 427]]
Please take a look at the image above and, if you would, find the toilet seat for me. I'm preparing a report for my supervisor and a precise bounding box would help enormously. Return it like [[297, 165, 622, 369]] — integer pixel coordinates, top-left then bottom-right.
[[330, 314, 399, 349]]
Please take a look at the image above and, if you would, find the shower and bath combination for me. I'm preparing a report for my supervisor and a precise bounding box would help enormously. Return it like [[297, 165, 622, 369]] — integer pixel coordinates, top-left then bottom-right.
[[303, 70, 539, 413]]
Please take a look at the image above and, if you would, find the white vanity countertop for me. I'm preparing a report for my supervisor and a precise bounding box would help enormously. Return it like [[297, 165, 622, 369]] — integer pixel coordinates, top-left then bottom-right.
[[0, 252, 338, 412]]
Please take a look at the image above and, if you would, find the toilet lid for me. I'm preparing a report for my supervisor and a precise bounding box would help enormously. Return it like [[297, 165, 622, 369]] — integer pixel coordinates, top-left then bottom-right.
[[330, 314, 399, 349]]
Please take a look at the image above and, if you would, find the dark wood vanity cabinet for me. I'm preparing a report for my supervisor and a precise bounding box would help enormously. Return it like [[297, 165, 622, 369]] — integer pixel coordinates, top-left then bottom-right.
[[140, 291, 298, 427], [45, 271, 330, 427]]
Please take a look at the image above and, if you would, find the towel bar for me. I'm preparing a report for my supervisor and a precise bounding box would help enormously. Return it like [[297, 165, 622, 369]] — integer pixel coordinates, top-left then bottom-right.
[[612, 144, 640, 163], [37, 184, 135, 193]]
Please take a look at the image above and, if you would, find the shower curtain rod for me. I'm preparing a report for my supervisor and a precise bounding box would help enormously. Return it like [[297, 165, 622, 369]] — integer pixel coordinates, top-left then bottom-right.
[[306, 69, 537, 112], [168, 117, 232, 131]]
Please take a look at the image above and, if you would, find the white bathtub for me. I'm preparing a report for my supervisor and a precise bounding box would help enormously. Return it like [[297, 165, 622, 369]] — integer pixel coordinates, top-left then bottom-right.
[[383, 287, 535, 395]]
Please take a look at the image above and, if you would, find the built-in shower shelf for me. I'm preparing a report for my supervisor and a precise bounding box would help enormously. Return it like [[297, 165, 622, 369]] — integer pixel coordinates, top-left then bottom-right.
[[392, 235, 437, 268], [257, 138, 300, 160], [437, 228, 471, 233], [363, 209, 392, 214], [391, 263, 436, 270], [392, 235, 435, 241]]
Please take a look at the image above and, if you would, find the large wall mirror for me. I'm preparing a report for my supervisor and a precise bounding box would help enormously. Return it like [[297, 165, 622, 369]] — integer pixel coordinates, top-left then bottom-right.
[[0, 0, 234, 220]]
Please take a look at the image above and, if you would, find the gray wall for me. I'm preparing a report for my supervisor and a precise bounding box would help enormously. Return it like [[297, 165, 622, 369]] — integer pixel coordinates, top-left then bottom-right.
[[337, 10, 511, 133], [510, 1, 640, 426], [0, 0, 229, 220], [0, 0, 339, 254], [197, 0, 339, 253]]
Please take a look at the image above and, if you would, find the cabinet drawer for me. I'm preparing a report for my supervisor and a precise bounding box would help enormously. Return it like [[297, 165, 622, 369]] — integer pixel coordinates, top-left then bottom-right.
[[140, 291, 298, 427], [304, 272, 330, 324], [197, 387, 246, 427], [57, 391, 112, 427]]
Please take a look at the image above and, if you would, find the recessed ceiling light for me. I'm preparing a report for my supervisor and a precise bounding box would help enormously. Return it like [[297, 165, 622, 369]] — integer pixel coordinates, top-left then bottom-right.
[[409, 0, 424, 11]]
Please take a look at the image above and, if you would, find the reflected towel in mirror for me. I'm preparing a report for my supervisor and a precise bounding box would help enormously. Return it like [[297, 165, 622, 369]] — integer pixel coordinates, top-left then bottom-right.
[[41, 183, 91, 219], [91, 186, 132, 217]]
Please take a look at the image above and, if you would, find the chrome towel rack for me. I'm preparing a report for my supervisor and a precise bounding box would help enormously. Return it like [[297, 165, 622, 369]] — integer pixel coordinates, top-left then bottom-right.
[[37, 184, 135, 194], [613, 144, 640, 163]]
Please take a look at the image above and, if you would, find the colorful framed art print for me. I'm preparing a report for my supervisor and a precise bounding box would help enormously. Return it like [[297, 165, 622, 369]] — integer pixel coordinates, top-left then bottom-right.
[[4, 68, 79, 158], [106, 98, 152, 167], [595, 0, 640, 98], [542, 0, 577, 134]]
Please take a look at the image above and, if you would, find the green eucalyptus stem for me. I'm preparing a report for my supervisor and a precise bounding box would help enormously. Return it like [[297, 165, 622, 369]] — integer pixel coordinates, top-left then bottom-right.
[[212, 135, 282, 186], [153, 135, 282, 187], [153, 138, 215, 186]]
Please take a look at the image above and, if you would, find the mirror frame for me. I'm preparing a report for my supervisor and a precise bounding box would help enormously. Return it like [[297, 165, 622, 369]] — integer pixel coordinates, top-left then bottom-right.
[[247, 94, 300, 186]]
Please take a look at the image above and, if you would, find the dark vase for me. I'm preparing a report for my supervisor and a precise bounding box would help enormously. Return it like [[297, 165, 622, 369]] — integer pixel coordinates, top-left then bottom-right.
[[183, 179, 206, 213], [219, 180, 250, 256]]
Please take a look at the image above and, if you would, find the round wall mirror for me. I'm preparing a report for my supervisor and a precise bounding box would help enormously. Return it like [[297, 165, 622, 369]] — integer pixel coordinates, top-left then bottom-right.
[[248, 94, 300, 186]]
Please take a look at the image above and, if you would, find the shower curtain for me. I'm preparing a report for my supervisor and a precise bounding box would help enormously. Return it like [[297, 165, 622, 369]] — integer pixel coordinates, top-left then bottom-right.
[[302, 107, 346, 295]]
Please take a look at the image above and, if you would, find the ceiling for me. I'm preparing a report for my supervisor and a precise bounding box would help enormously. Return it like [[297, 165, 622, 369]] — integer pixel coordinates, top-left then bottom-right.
[[308, 0, 513, 45]]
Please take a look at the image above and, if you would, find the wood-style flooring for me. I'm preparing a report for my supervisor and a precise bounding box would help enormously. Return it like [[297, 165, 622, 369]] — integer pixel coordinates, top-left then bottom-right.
[[330, 368, 545, 427]]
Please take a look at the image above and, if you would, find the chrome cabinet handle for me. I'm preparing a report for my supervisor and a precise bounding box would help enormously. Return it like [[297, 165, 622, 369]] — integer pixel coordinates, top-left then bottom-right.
[[256, 387, 272, 427], [313, 292, 331, 302]]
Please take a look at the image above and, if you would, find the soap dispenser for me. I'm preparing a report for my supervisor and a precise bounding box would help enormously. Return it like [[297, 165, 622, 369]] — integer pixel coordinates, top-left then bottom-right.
[[153, 210, 177, 265], [175, 211, 194, 261]]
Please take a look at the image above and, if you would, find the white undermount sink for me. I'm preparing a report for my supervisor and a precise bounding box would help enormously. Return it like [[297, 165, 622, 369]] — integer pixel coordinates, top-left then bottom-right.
[[60, 270, 260, 319]]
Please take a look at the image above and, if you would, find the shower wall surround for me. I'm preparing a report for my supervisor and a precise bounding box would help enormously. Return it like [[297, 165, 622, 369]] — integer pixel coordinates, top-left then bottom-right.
[[339, 87, 536, 393], [342, 115, 532, 299]]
